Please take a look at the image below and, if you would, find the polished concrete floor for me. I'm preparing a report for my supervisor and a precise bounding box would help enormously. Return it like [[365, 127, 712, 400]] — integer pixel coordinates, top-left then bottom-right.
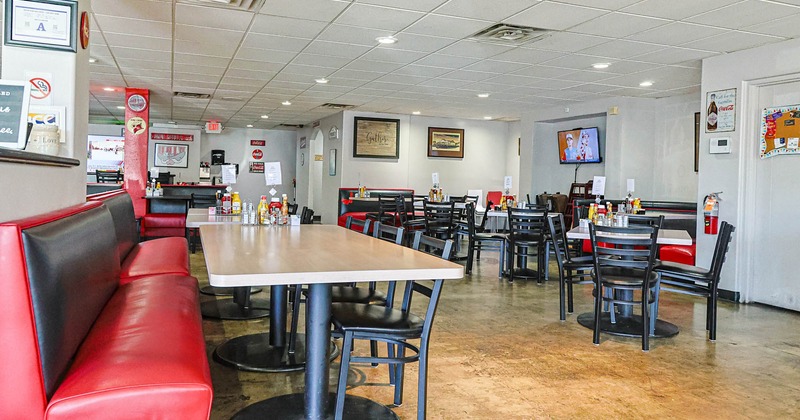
[[192, 249, 800, 419]]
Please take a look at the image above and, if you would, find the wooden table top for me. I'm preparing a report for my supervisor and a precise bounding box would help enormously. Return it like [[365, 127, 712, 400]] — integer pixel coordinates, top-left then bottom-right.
[[566, 226, 693, 246], [200, 224, 464, 287]]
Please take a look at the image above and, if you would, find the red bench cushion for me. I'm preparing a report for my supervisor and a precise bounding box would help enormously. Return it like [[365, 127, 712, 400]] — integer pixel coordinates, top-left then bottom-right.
[[660, 243, 696, 265], [142, 213, 186, 238], [46, 275, 212, 420], [120, 237, 190, 284]]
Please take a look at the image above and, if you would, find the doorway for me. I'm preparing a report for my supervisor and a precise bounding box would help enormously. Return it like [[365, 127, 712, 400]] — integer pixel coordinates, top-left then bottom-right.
[[308, 129, 324, 211]]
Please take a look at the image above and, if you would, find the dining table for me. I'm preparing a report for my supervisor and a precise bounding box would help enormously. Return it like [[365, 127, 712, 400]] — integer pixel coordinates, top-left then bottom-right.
[[566, 225, 693, 338], [186, 209, 269, 320], [200, 224, 464, 419]]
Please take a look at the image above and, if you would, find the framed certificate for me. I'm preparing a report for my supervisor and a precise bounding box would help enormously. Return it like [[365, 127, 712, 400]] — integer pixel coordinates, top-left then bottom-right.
[[4, 0, 78, 52]]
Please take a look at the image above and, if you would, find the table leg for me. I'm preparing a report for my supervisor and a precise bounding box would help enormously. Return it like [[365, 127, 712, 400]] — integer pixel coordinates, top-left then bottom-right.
[[271, 285, 287, 347], [200, 286, 270, 320], [305, 283, 331, 419]]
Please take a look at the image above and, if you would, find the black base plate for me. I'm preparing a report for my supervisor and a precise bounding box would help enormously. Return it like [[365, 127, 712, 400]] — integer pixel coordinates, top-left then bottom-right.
[[200, 298, 269, 320], [214, 333, 339, 373], [577, 312, 679, 338], [232, 393, 398, 420], [200, 285, 262, 296]]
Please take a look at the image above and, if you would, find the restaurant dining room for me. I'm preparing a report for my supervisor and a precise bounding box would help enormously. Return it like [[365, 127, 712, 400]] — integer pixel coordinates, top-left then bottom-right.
[[2, 0, 800, 419]]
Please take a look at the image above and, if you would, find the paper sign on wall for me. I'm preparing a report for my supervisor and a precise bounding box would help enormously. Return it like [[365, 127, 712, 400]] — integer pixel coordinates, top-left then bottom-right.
[[503, 176, 513, 190], [432, 172, 439, 185], [222, 164, 237, 184], [591, 176, 606, 196], [627, 179, 635, 193], [264, 162, 282, 185]]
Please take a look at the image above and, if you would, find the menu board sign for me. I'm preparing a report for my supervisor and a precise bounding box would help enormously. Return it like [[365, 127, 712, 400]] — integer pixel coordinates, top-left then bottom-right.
[[0, 80, 31, 149]]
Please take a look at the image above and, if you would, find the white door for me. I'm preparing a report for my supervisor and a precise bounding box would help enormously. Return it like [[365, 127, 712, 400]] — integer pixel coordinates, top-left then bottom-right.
[[750, 81, 800, 310]]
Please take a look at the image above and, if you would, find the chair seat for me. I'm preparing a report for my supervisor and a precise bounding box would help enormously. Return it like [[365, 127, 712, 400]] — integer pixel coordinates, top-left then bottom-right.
[[331, 286, 387, 304], [331, 302, 423, 337], [654, 260, 711, 280], [474, 232, 506, 241], [597, 266, 659, 287]]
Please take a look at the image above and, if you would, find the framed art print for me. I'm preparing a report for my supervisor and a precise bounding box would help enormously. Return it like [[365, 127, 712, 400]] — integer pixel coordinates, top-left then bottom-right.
[[154, 143, 189, 168], [428, 127, 464, 158], [353, 117, 399, 159]]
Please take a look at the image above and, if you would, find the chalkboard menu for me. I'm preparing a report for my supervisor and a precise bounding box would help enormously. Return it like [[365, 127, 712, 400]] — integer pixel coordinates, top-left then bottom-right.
[[0, 80, 31, 149]]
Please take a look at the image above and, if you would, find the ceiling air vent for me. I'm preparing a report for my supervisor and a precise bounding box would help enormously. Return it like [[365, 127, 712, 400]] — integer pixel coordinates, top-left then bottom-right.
[[320, 103, 354, 110], [174, 92, 212, 99], [176, 0, 266, 12], [470, 24, 551, 46], [279, 124, 304, 128]]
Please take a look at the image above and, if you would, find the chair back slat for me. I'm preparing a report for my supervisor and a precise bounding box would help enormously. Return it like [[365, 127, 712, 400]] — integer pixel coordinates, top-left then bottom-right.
[[507, 206, 548, 237], [405, 231, 453, 324], [589, 223, 660, 280], [423, 200, 456, 238], [373, 222, 404, 244], [709, 221, 735, 281], [345, 216, 371, 234]]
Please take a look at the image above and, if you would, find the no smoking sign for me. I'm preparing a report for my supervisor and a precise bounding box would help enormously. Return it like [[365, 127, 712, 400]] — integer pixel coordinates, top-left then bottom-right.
[[29, 77, 51, 100]]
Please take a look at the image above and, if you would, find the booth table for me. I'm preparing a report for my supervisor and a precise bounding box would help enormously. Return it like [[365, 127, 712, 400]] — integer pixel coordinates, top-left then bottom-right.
[[200, 224, 463, 419], [566, 226, 693, 338]]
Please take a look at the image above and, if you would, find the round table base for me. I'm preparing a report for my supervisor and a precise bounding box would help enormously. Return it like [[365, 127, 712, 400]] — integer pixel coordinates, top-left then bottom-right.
[[200, 286, 262, 296], [231, 393, 398, 420], [201, 299, 269, 320], [214, 333, 338, 373], [577, 312, 679, 338], [508, 267, 542, 281]]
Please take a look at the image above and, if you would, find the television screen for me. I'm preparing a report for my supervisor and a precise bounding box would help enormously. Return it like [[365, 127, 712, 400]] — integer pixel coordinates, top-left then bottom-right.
[[557, 127, 601, 164], [87, 135, 125, 172]]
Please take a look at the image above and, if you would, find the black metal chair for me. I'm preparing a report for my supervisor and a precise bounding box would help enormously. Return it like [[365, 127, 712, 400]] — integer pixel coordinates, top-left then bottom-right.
[[654, 221, 734, 341], [287, 203, 299, 215], [331, 231, 453, 420], [366, 195, 399, 225], [506, 206, 548, 282], [589, 222, 661, 351], [300, 206, 315, 224], [464, 202, 507, 277], [422, 199, 456, 240], [344, 215, 371, 234], [547, 213, 593, 320], [96, 169, 122, 183]]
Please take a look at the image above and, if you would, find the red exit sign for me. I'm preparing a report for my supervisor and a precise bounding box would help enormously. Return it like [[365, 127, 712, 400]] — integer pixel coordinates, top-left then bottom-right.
[[205, 121, 222, 133]]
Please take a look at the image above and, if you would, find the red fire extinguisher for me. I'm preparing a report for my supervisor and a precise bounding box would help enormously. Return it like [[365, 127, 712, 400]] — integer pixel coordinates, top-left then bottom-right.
[[703, 192, 721, 235]]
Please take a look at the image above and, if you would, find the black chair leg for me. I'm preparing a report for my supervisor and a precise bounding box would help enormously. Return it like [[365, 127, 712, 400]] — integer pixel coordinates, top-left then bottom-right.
[[370, 340, 378, 367], [642, 297, 650, 352], [593, 284, 602, 345], [566, 270, 575, 313], [288, 285, 302, 353], [710, 292, 718, 341], [335, 332, 353, 420], [559, 271, 566, 321], [393, 345, 405, 406], [417, 342, 429, 419], [466, 240, 474, 274]]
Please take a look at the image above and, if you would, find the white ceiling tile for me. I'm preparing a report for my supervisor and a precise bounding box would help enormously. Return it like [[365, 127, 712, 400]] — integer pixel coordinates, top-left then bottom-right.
[[440, 70, 496, 82], [360, 48, 427, 64], [527, 78, 581, 90], [281, 64, 338, 77], [175, 4, 253, 30], [334, 4, 424, 31], [413, 53, 478, 68], [391, 65, 453, 78], [317, 24, 387, 46], [418, 78, 473, 89], [110, 47, 170, 61], [553, 0, 641, 11], [540, 54, 615, 70], [482, 73, 540, 86], [462, 59, 528, 73], [90, 44, 113, 58], [686, 0, 800, 30], [596, 60, 661, 74], [175, 25, 246, 47], [103, 33, 171, 51], [174, 53, 231, 68], [490, 47, 564, 65], [570, 12, 668, 38], [620, 0, 742, 20], [682, 31, 784, 53], [303, 41, 372, 59], [510, 65, 572, 78], [554, 70, 616, 83], [578, 40, 664, 60], [235, 48, 297, 63], [627, 22, 729, 46], [259, 0, 350, 22], [344, 59, 405, 73], [742, 14, 800, 38], [387, 33, 457, 53], [117, 58, 172, 71], [292, 53, 353, 68], [331, 68, 385, 81], [405, 14, 492, 38], [174, 72, 223, 84], [241, 33, 312, 52], [529, 32, 611, 53], [176, 40, 237, 58], [250, 15, 328, 38], [563, 83, 617, 94], [229, 60, 286, 72], [505, 2, 608, 31], [437, 40, 514, 59], [633, 46, 722, 64], [92, 0, 172, 21], [435, 0, 539, 21], [94, 16, 172, 38]]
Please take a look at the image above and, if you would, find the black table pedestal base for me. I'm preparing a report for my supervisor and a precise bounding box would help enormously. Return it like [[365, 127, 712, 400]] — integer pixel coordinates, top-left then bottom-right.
[[200, 286, 262, 296], [577, 312, 679, 338], [231, 393, 399, 420], [200, 299, 269, 320], [214, 333, 338, 373]]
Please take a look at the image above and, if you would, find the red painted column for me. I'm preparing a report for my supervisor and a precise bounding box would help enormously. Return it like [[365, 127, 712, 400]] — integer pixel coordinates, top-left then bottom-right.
[[123, 88, 150, 218]]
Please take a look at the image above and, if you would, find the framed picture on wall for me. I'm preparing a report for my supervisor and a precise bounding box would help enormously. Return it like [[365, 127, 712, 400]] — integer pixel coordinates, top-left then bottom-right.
[[154, 143, 189, 168], [427, 127, 464, 158], [353, 117, 399, 159], [4, 0, 79, 52]]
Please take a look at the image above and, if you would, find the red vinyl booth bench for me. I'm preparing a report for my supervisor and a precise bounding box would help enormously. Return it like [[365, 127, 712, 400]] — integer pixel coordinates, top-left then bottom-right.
[[0, 201, 212, 419], [337, 187, 415, 227], [87, 190, 190, 284]]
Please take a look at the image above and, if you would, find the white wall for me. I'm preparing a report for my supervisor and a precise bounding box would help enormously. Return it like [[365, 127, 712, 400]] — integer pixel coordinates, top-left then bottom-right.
[[201, 127, 296, 205], [652, 94, 700, 201], [699, 37, 800, 299], [0, 0, 91, 222]]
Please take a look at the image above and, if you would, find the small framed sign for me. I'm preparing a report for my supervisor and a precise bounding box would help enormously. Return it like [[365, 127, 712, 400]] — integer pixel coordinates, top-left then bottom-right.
[[0, 79, 32, 150], [4, 0, 78, 52]]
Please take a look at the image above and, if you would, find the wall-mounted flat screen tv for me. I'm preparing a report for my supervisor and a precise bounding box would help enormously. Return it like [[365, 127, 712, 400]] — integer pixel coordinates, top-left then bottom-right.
[[557, 127, 602, 164]]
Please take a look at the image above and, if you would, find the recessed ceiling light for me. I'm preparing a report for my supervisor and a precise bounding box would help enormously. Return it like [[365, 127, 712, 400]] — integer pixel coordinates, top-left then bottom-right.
[[282, 100, 291, 106], [484, 116, 492, 120], [261, 115, 269, 119], [168, 121, 176, 124], [88, 57, 97, 63], [246, 124, 253, 128], [103, 87, 115, 91], [412, 111, 421, 115], [376, 36, 397, 44], [116, 106, 125, 110], [315, 77, 329, 84], [592, 63, 610, 69], [477, 93, 490, 98], [639, 81, 654, 87]]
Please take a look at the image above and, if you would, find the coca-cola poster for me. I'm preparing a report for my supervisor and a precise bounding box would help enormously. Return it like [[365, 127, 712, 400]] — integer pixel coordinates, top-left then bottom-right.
[[706, 88, 736, 133]]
